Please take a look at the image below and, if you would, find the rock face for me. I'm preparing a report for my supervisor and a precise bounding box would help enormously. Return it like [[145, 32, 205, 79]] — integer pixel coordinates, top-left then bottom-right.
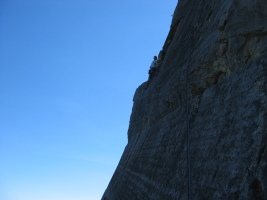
[[102, 0, 267, 199]]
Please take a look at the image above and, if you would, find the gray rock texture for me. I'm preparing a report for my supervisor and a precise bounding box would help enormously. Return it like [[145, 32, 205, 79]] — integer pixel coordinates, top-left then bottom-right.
[[102, 0, 267, 199]]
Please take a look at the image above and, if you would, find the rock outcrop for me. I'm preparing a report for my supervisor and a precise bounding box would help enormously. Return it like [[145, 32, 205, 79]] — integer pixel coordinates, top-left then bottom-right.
[[102, 0, 267, 199]]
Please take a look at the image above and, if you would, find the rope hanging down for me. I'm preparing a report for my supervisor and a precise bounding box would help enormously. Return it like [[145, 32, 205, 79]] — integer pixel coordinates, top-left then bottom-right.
[[186, 27, 195, 200], [186, 56, 192, 200]]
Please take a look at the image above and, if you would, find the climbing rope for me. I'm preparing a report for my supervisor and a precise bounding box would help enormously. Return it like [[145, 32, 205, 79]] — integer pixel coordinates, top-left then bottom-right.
[[186, 27, 195, 200], [186, 57, 192, 200]]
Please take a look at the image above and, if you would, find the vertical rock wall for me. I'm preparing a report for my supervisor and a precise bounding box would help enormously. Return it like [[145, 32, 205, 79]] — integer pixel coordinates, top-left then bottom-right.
[[102, 0, 267, 199]]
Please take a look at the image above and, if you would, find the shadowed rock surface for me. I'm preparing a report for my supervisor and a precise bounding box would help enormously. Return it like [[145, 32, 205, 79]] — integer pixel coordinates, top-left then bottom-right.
[[102, 0, 267, 199]]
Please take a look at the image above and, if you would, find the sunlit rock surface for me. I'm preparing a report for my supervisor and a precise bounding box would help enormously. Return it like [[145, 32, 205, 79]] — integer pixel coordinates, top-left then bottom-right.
[[102, 0, 267, 199]]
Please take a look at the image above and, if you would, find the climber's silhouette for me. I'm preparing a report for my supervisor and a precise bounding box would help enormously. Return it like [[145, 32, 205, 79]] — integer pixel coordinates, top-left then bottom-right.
[[148, 56, 158, 79]]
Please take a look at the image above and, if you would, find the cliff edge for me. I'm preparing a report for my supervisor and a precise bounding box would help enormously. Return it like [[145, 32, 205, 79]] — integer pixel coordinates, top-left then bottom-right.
[[102, 0, 267, 199]]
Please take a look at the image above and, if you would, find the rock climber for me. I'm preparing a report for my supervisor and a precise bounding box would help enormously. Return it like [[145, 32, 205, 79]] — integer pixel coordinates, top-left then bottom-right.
[[148, 56, 158, 79]]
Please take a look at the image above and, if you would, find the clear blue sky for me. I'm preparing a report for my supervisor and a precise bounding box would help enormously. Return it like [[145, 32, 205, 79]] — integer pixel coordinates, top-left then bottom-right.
[[0, 1, 178, 199]]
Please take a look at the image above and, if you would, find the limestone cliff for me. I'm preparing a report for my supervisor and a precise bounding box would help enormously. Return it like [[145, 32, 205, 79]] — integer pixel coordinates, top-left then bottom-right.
[[102, 0, 267, 199]]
